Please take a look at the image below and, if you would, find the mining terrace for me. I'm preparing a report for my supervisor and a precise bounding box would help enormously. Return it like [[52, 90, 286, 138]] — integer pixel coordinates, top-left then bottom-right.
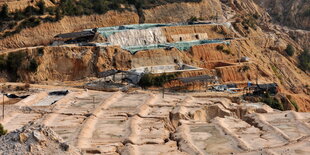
[[0, 84, 310, 155]]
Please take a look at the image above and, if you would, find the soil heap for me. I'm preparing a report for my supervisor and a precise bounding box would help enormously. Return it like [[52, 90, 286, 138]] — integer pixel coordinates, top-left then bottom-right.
[[0, 122, 81, 155]]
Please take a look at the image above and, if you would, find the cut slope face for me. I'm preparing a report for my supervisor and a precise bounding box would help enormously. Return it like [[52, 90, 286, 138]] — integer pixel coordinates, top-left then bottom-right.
[[1, 88, 310, 154]]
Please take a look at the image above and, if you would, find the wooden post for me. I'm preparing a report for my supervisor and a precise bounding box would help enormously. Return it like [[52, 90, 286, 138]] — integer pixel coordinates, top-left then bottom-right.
[[162, 87, 165, 98], [2, 93, 4, 120], [93, 96, 95, 108]]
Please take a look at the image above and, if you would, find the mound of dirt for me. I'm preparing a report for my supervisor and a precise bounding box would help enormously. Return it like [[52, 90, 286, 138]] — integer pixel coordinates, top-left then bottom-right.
[[0, 122, 81, 155]]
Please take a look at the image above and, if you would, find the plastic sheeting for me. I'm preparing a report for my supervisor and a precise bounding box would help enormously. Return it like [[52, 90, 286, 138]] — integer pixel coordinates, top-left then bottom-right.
[[96, 22, 216, 38], [97, 23, 178, 38], [122, 39, 230, 54], [108, 27, 167, 46]]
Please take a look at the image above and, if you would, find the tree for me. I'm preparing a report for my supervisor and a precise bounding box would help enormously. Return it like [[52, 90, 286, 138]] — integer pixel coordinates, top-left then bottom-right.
[[285, 44, 295, 56], [0, 4, 9, 19], [24, 5, 36, 16], [36, 0, 46, 15], [55, 7, 63, 21]]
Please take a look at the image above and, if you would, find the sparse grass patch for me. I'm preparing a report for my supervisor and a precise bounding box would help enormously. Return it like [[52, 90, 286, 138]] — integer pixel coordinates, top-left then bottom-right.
[[271, 64, 283, 84], [287, 95, 299, 111]]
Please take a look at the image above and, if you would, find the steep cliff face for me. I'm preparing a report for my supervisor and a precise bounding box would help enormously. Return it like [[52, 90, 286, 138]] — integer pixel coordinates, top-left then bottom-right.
[[253, 0, 310, 30]]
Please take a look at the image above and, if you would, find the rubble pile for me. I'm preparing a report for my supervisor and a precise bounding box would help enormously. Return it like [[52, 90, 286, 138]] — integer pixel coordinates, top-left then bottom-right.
[[0, 122, 81, 155]]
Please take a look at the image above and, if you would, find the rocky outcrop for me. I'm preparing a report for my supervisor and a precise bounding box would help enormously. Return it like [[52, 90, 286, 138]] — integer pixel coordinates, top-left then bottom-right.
[[0, 122, 81, 154]]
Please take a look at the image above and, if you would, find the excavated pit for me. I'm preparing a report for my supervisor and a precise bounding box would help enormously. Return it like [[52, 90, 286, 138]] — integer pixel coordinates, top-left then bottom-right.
[[0, 88, 310, 155]]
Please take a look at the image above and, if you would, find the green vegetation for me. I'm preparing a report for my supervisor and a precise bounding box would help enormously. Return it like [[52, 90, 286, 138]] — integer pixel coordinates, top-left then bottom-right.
[[0, 123, 7, 136], [261, 94, 284, 111], [239, 65, 250, 72], [270, 64, 283, 84], [222, 49, 231, 55], [0, 0, 203, 38], [187, 16, 204, 24], [215, 45, 231, 55], [0, 52, 40, 80], [290, 99, 299, 112], [0, 4, 9, 19], [240, 14, 259, 30], [298, 49, 310, 72], [216, 45, 224, 51], [0, 55, 6, 71], [138, 73, 179, 88], [29, 59, 39, 72], [7, 52, 26, 74], [38, 48, 44, 56], [36, 0, 46, 15], [287, 95, 299, 111], [285, 44, 295, 56]]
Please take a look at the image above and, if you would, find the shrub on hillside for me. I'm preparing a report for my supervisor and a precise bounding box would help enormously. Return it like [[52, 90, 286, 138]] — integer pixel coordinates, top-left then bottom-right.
[[222, 49, 231, 55], [18, 17, 41, 30], [0, 4, 9, 19], [187, 16, 198, 24], [216, 45, 224, 51], [261, 95, 284, 111], [298, 49, 310, 72], [285, 44, 295, 56], [0, 123, 7, 136], [241, 14, 258, 30], [0, 55, 6, 71], [36, 0, 46, 15], [138, 73, 179, 88], [29, 59, 39, 72], [239, 65, 250, 72]]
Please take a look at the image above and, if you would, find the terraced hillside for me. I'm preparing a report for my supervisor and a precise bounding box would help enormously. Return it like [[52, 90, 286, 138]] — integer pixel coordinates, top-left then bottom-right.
[[1, 87, 310, 154]]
